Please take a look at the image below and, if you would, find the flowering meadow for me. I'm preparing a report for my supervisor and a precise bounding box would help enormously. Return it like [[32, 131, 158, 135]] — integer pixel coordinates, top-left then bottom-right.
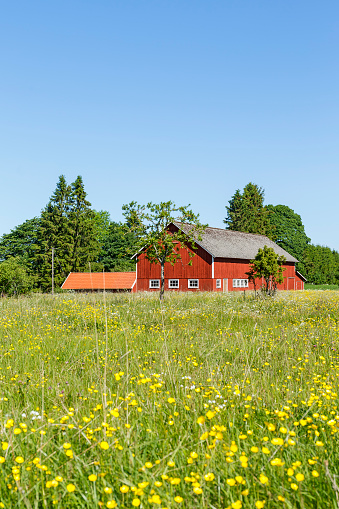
[[0, 290, 339, 508]]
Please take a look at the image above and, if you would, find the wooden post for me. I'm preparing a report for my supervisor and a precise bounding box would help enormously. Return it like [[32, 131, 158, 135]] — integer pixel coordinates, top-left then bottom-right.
[[52, 247, 54, 295]]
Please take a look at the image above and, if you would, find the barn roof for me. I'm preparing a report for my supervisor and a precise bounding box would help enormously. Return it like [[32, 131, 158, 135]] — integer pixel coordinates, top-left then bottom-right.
[[61, 272, 136, 290], [173, 222, 298, 263]]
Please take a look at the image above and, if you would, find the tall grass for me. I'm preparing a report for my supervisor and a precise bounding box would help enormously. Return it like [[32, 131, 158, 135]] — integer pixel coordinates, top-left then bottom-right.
[[0, 290, 339, 508]]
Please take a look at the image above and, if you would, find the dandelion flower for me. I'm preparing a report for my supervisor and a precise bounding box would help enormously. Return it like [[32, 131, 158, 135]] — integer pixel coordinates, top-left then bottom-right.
[[232, 501, 242, 509], [88, 474, 97, 482], [259, 474, 268, 484], [66, 484, 75, 492]]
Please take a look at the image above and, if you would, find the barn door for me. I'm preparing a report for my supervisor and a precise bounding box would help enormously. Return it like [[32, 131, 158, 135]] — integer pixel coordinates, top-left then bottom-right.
[[223, 278, 228, 293], [287, 277, 295, 290]]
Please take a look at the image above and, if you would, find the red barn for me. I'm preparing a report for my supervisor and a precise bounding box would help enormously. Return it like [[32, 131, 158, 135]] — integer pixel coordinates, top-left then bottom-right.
[[134, 222, 306, 292]]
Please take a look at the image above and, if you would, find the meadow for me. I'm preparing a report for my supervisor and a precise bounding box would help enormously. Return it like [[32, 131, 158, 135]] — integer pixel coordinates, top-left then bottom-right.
[[0, 290, 339, 509]]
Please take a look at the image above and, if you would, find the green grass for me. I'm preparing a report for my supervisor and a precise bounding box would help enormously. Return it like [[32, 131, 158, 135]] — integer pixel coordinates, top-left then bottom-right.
[[0, 290, 339, 508], [305, 283, 339, 291]]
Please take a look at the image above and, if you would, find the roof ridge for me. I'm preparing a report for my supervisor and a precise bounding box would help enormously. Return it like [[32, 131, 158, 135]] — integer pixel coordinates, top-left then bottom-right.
[[174, 221, 270, 238]]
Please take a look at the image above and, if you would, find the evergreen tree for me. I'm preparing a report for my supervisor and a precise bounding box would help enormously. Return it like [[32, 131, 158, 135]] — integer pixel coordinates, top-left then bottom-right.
[[224, 182, 273, 238], [36, 176, 73, 289], [266, 204, 310, 274], [36, 175, 100, 291], [68, 176, 100, 272]]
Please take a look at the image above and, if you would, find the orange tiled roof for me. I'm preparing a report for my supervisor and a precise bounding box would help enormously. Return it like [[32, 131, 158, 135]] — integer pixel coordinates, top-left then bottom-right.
[[61, 272, 136, 290]]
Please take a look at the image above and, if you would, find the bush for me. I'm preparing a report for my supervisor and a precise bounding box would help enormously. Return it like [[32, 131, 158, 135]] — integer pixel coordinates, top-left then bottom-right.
[[0, 257, 32, 296]]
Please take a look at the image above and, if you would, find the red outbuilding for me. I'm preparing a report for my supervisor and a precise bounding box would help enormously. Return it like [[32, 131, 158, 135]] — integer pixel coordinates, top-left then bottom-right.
[[134, 222, 306, 292], [61, 272, 137, 292]]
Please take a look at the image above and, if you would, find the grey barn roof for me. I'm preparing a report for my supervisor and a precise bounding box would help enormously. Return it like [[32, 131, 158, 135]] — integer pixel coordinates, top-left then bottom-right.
[[173, 222, 298, 263]]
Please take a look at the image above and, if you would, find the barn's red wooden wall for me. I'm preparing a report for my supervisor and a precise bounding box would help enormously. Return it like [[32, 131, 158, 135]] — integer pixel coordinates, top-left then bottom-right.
[[137, 243, 212, 279], [135, 235, 304, 292], [214, 259, 303, 291]]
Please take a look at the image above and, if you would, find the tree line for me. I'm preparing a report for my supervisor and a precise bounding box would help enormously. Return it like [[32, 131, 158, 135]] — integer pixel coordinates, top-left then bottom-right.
[[225, 182, 339, 285], [0, 177, 338, 295]]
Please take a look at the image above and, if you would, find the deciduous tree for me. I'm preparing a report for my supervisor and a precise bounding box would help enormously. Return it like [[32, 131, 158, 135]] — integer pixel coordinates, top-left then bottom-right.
[[122, 201, 206, 300], [246, 245, 286, 295], [266, 204, 310, 274], [0, 258, 32, 296], [99, 221, 136, 272]]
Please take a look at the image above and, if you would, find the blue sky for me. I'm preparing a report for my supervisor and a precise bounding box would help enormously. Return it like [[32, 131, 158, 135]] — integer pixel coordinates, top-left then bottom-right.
[[1, 1, 338, 250]]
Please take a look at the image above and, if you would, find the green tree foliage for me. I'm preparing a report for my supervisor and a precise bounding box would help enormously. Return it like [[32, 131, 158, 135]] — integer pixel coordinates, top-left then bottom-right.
[[246, 245, 286, 295], [122, 201, 206, 300], [36, 175, 100, 291], [0, 217, 40, 276], [99, 222, 136, 272], [266, 204, 310, 274], [303, 245, 339, 284], [0, 258, 32, 296], [68, 176, 100, 272], [93, 210, 112, 246], [224, 182, 273, 238]]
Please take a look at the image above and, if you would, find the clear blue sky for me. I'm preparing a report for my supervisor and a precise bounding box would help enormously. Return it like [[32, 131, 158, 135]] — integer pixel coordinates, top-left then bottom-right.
[[1, 1, 338, 250]]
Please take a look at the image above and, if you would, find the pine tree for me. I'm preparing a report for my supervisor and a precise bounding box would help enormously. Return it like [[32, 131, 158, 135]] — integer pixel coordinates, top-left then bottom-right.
[[36, 175, 99, 291], [68, 176, 100, 272], [36, 175, 73, 290], [224, 183, 273, 238]]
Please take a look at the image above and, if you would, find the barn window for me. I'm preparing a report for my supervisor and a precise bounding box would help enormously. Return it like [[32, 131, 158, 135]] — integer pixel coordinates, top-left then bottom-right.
[[233, 279, 248, 288], [149, 279, 160, 288], [169, 279, 179, 288], [188, 279, 199, 288], [216, 279, 221, 288]]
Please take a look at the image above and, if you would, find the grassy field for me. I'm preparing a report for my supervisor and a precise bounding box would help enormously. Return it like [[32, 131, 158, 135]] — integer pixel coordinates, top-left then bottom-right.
[[0, 290, 339, 509], [305, 284, 339, 291]]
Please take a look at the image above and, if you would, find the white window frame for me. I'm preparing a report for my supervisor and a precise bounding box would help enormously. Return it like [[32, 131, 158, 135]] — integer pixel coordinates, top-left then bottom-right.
[[216, 279, 221, 288], [188, 279, 199, 288], [149, 279, 160, 289], [232, 279, 248, 288], [168, 279, 179, 289]]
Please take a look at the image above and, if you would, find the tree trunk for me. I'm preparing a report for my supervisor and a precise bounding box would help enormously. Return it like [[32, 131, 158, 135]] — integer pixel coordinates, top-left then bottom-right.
[[160, 262, 165, 301]]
